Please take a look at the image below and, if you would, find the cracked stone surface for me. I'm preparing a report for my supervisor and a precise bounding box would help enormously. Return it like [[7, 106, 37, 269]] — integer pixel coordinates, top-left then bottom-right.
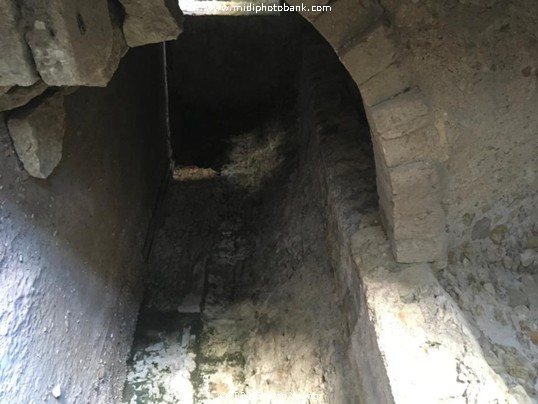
[[0, 81, 48, 112], [6, 91, 66, 179], [0, 0, 39, 86], [20, 0, 115, 86], [119, 0, 183, 47]]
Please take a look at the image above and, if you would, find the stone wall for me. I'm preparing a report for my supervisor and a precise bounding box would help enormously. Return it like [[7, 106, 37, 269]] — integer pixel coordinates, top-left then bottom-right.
[[0, 45, 169, 403], [1, 0, 535, 266], [298, 34, 394, 403], [298, 29, 528, 404], [0, 0, 181, 108], [291, 0, 537, 266], [386, 0, 538, 267], [291, 0, 449, 264]]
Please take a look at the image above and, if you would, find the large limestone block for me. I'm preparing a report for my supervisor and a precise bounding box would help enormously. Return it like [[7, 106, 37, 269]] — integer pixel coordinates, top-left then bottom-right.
[[0, 81, 48, 112], [379, 194, 447, 262], [340, 22, 398, 86], [380, 160, 441, 200], [367, 89, 447, 171], [0, 0, 40, 86], [21, 0, 114, 86], [367, 90, 431, 140], [359, 63, 410, 107], [119, 0, 183, 47], [372, 123, 448, 168], [391, 201, 445, 240], [7, 91, 66, 179], [374, 155, 447, 262], [89, 1, 129, 85], [312, 0, 382, 50], [377, 177, 444, 239], [390, 235, 447, 263]]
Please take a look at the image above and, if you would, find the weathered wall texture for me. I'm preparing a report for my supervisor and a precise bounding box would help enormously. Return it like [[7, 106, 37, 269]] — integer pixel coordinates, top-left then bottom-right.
[[386, 0, 538, 266], [1, 0, 535, 265], [292, 0, 450, 263], [298, 37, 394, 403], [291, 0, 537, 265], [0, 0, 181, 109], [0, 45, 169, 403], [300, 28, 530, 404]]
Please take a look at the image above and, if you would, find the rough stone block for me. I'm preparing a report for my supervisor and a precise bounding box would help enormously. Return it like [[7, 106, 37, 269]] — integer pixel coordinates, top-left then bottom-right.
[[340, 23, 398, 86], [359, 63, 410, 107], [376, 160, 440, 214], [380, 161, 441, 199], [377, 177, 444, 238], [380, 200, 447, 262], [0, 0, 40, 86], [312, 0, 382, 50], [374, 154, 446, 261], [391, 235, 447, 263], [7, 91, 66, 179], [0, 81, 48, 112], [367, 90, 431, 140], [21, 0, 114, 86], [372, 123, 443, 168], [89, 2, 129, 86], [377, 168, 441, 229], [119, 0, 183, 47], [393, 201, 445, 239]]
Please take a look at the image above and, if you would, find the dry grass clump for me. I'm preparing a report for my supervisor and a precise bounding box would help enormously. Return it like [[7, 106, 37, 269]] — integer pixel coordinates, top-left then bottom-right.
[[221, 119, 285, 191]]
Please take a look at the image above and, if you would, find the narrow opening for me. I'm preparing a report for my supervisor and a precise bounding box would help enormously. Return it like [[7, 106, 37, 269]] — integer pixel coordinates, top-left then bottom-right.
[[167, 15, 302, 170], [123, 14, 377, 402]]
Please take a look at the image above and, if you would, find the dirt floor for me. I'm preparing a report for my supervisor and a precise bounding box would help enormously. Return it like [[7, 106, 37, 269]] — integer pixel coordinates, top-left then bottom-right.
[[122, 113, 351, 403]]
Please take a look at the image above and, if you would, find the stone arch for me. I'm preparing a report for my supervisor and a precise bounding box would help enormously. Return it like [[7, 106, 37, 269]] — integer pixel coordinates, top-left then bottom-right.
[[0, 0, 448, 263], [288, 0, 448, 263]]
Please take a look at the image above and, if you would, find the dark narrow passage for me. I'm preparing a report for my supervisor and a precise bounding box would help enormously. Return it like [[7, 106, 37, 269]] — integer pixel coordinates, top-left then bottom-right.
[[166, 15, 302, 169], [123, 15, 376, 404]]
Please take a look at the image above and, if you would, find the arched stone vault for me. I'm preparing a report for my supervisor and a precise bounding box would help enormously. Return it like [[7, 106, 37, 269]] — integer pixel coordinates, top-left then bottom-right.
[[0, 0, 452, 264], [1, 1, 538, 402], [5, 0, 516, 265], [289, 0, 448, 263]]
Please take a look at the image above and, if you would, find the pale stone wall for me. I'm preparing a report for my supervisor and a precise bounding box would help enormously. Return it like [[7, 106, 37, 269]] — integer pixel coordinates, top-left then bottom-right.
[[0, 46, 169, 403], [385, 0, 538, 267], [299, 28, 529, 404], [293, 0, 537, 265], [291, 0, 449, 263]]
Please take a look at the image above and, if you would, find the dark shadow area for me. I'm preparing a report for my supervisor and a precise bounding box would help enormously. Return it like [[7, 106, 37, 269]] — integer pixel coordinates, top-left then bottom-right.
[[166, 15, 305, 168]]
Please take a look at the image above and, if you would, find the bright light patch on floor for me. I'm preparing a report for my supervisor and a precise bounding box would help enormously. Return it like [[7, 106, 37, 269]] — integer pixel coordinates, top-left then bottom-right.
[[124, 332, 196, 403]]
